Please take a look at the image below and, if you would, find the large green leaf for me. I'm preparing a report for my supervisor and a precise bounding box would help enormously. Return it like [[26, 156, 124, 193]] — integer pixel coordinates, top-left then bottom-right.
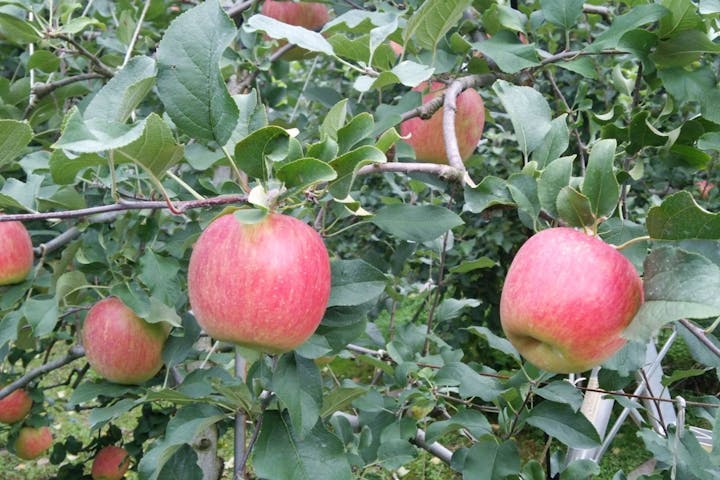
[[0, 119, 32, 168], [538, 156, 573, 218], [582, 139, 620, 219], [156, 0, 239, 144], [276, 157, 337, 190], [586, 4, 669, 51], [245, 14, 334, 55], [464, 176, 516, 213], [646, 191, 720, 240], [493, 80, 552, 158], [327, 259, 386, 308], [233, 125, 289, 181], [48, 150, 105, 184], [540, 0, 584, 30], [435, 362, 502, 402], [652, 29, 720, 68], [253, 412, 352, 480], [403, 0, 472, 52], [472, 30, 539, 73], [372, 204, 464, 243], [272, 353, 323, 439], [328, 145, 386, 199], [84, 56, 155, 123], [556, 186, 594, 227], [456, 439, 521, 480], [114, 113, 184, 179], [425, 408, 492, 444], [0, 12, 40, 45], [623, 247, 720, 341], [532, 114, 570, 168], [53, 107, 147, 153], [526, 401, 601, 448]]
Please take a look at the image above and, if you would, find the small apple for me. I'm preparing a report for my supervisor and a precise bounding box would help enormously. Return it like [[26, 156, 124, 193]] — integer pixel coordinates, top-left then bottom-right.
[[389, 40, 404, 56], [499, 227, 644, 374], [14, 426, 52, 460], [261, 0, 330, 60], [399, 81, 485, 165], [82, 297, 169, 385], [0, 387, 32, 424], [91, 445, 130, 480], [697, 180, 715, 199], [188, 212, 331, 353], [0, 221, 33, 286]]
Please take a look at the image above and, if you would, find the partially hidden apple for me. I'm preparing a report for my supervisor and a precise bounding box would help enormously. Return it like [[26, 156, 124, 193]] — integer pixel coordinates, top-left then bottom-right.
[[14, 426, 52, 460], [91, 445, 130, 480], [188, 212, 331, 353], [500, 227, 644, 374], [0, 221, 34, 286], [0, 387, 32, 424], [261, 0, 330, 60], [399, 81, 485, 165], [82, 297, 169, 385]]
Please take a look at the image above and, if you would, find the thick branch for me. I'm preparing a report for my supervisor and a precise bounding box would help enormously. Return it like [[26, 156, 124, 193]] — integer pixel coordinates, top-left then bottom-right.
[[399, 74, 495, 123], [442, 80, 469, 171], [583, 4, 612, 20], [0, 345, 85, 400], [227, 0, 256, 19], [357, 162, 464, 183], [0, 194, 248, 223], [32, 73, 104, 99], [679, 319, 720, 359]]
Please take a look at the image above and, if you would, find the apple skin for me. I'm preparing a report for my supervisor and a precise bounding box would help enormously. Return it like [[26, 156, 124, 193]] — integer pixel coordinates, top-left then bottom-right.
[[91, 445, 130, 480], [188, 212, 331, 353], [14, 426, 52, 460], [400, 81, 485, 165], [82, 297, 169, 385], [0, 221, 33, 286], [261, 0, 330, 60], [499, 227, 644, 374], [0, 388, 33, 424]]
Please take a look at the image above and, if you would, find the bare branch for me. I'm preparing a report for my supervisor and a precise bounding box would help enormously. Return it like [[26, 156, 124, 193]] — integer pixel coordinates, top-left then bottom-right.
[[679, 319, 720, 360], [227, 0, 256, 19], [583, 4, 612, 20], [357, 162, 465, 183], [0, 194, 248, 223], [32, 73, 105, 99], [442, 80, 469, 171], [53, 33, 115, 78], [0, 345, 85, 400], [399, 74, 495, 123], [538, 49, 625, 67]]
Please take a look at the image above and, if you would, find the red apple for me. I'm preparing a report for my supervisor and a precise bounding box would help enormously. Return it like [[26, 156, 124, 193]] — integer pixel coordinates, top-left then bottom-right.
[[188, 212, 331, 353], [14, 426, 52, 460], [0, 387, 32, 424], [91, 445, 130, 480], [399, 81, 485, 164], [82, 297, 169, 385], [499, 227, 644, 374], [0, 221, 33, 285]]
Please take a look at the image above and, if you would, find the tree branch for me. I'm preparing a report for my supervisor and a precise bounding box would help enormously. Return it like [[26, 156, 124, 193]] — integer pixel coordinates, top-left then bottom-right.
[[679, 319, 720, 360], [538, 49, 625, 67], [357, 162, 465, 182], [0, 345, 85, 400], [32, 73, 104, 99], [227, 0, 256, 19], [0, 194, 248, 223], [583, 4, 612, 20], [53, 33, 115, 78], [399, 74, 495, 123], [442, 80, 470, 172], [234, 42, 297, 93]]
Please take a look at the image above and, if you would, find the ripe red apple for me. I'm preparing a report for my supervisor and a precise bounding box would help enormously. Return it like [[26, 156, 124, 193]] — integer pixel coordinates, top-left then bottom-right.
[[0, 221, 33, 285], [188, 212, 331, 353], [0, 387, 32, 424], [399, 81, 485, 164], [82, 297, 169, 385], [91, 445, 130, 480], [499, 227, 644, 374], [14, 426, 52, 460], [261, 0, 330, 60]]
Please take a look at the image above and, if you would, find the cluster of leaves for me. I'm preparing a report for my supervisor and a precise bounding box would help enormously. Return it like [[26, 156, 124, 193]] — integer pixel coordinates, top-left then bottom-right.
[[0, 0, 719, 479]]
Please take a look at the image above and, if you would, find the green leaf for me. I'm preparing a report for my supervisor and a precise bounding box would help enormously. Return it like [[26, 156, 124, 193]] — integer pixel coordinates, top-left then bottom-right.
[[0, 12, 40, 44], [27, 50, 60, 73], [658, 0, 704, 37], [0, 174, 43, 212], [561, 459, 601, 480], [157, 444, 202, 480], [276, 157, 337, 190], [115, 113, 184, 179], [48, 150, 105, 184], [526, 401, 601, 448], [449, 257, 496, 274], [59, 16, 105, 35], [138, 404, 225, 480], [556, 186, 595, 227], [68, 381, 141, 407], [646, 191, 720, 240], [507, 172, 540, 226], [435, 362, 502, 402], [156, 0, 239, 144], [493, 80, 552, 158], [328, 145, 386, 199], [457, 439, 521, 480], [538, 156, 573, 218], [535, 381, 584, 412], [472, 30, 540, 73], [372, 204, 464, 243], [586, 4, 669, 52], [321, 387, 367, 418], [22, 297, 59, 337], [0, 119, 32, 168], [463, 176, 515, 213], [245, 15, 334, 55], [403, 0, 472, 52], [53, 107, 147, 153], [623, 247, 720, 341], [272, 353, 323, 439], [328, 259, 386, 308], [652, 29, 720, 68], [436, 298, 481, 322], [627, 111, 667, 154], [88, 398, 138, 429], [532, 114, 570, 168], [84, 56, 155, 123], [233, 125, 289, 181], [425, 408, 492, 444], [337, 113, 374, 154], [390, 61, 434, 87], [540, 0, 584, 30], [138, 250, 181, 306], [466, 326, 520, 361], [482, 4, 527, 35], [253, 412, 351, 480], [582, 139, 620, 219], [321, 100, 348, 141], [224, 91, 268, 149]]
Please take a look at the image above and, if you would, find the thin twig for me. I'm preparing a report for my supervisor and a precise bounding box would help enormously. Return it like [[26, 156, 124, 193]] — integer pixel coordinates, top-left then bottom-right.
[[122, 0, 152, 67], [679, 319, 720, 359], [227, 0, 256, 19], [32, 73, 105, 99], [235, 42, 297, 93], [53, 33, 115, 78], [0, 345, 85, 400], [538, 49, 625, 67], [357, 162, 464, 182]]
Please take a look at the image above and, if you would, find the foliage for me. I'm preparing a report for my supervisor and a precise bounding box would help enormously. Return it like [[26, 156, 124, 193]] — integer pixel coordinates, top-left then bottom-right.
[[0, 0, 719, 479]]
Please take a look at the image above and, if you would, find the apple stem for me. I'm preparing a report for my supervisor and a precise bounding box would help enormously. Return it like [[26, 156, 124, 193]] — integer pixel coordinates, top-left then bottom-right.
[[612, 235, 651, 251]]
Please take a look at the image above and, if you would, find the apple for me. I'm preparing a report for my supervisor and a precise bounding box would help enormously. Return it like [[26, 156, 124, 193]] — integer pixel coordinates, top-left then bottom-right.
[[0, 387, 32, 424], [14, 426, 52, 460], [261, 0, 330, 60], [82, 297, 169, 385], [499, 227, 644, 374], [0, 221, 33, 286], [389, 40, 404, 56], [188, 212, 331, 353], [91, 445, 130, 480], [697, 180, 715, 199], [399, 81, 485, 165]]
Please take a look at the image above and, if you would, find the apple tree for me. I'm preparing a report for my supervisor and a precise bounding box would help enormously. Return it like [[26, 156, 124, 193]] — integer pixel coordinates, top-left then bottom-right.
[[0, 0, 719, 479]]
